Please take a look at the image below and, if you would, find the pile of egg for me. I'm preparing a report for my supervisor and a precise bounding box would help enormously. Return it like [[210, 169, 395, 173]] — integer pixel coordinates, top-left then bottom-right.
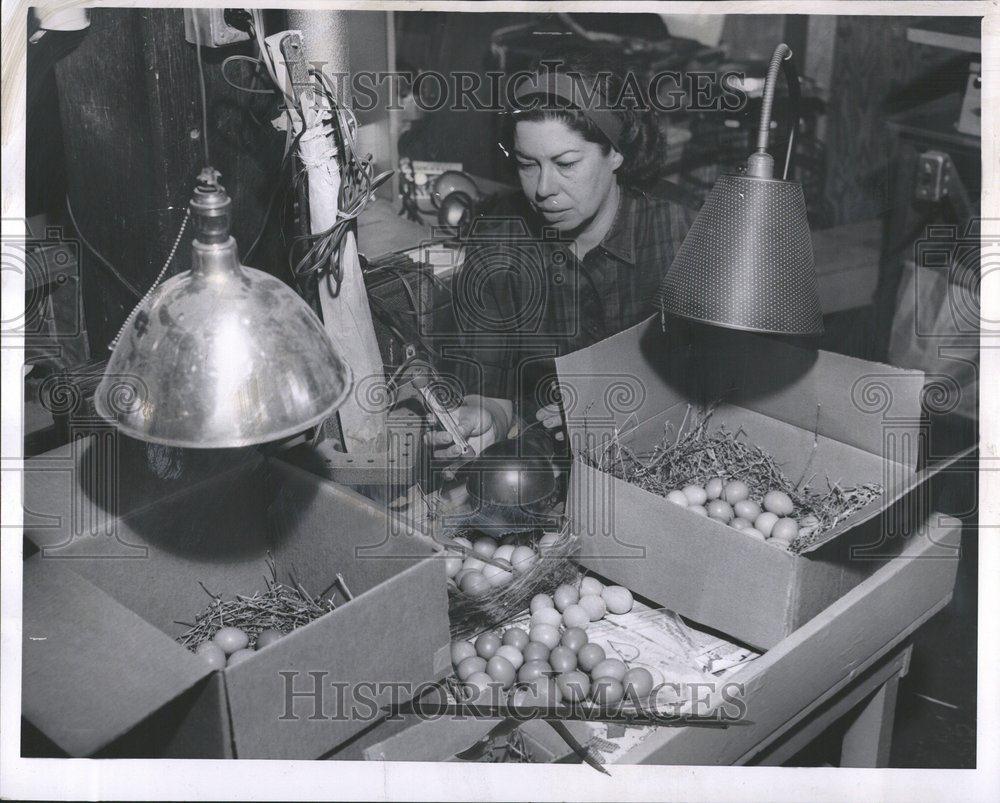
[[450, 577, 654, 707], [445, 532, 563, 597], [194, 626, 284, 669], [666, 480, 814, 548]]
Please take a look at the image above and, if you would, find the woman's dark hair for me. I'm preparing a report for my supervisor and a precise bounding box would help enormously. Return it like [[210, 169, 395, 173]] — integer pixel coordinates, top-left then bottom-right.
[[502, 46, 665, 190]]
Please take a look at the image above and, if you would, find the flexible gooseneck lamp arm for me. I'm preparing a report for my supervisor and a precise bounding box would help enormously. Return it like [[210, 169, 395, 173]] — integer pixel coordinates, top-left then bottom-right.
[[747, 43, 801, 181]]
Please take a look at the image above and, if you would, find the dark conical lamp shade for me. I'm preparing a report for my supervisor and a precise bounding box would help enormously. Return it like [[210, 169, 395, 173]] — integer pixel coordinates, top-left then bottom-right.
[[657, 174, 824, 337]]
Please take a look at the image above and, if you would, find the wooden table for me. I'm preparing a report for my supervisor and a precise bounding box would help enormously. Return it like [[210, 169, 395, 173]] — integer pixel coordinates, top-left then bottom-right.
[[340, 513, 962, 767]]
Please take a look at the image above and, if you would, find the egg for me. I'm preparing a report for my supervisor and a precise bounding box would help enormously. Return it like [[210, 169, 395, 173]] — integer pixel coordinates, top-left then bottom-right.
[[195, 642, 226, 670], [482, 562, 514, 587], [770, 517, 800, 543], [227, 648, 255, 666], [553, 583, 580, 612], [591, 658, 627, 682], [531, 607, 563, 629], [723, 480, 750, 504], [731, 517, 751, 530], [492, 544, 516, 563], [601, 586, 634, 615], [451, 640, 477, 666], [578, 594, 607, 622], [456, 655, 487, 681], [763, 490, 795, 516], [529, 623, 561, 650], [486, 656, 516, 689], [518, 660, 552, 683], [682, 485, 708, 506], [444, 552, 464, 578], [213, 627, 249, 655], [579, 576, 604, 597], [548, 646, 578, 673], [577, 643, 607, 673], [502, 627, 529, 650], [743, 527, 766, 541], [561, 604, 590, 629], [666, 490, 689, 506], [453, 569, 472, 587], [463, 671, 499, 702], [797, 514, 820, 537], [452, 536, 473, 551], [475, 632, 501, 659], [561, 627, 589, 652], [688, 505, 709, 517], [530, 593, 554, 613], [460, 571, 490, 597], [255, 629, 283, 650], [556, 671, 590, 702], [591, 677, 625, 707], [522, 642, 550, 663], [754, 511, 779, 537], [538, 532, 561, 549], [472, 537, 497, 559], [510, 546, 537, 574], [705, 477, 725, 500], [521, 676, 561, 707], [623, 667, 655, 700], [495, 645, 524, 670], [734, 499, 762, 521], [706, 499, 734, 523], [462, 556, 486, 573]]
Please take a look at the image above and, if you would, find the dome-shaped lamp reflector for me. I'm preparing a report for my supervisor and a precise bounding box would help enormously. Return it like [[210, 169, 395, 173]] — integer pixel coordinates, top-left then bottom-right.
[[95, 172, 351, 448]]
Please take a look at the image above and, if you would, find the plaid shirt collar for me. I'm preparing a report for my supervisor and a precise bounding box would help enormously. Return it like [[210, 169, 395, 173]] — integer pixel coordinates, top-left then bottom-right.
[[596, 188, 637, 266]]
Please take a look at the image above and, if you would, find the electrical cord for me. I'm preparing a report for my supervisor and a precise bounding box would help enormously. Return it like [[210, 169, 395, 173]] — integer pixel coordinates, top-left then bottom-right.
[[244, 125, 306, 262], [221, 55, 275, 94], [285, 69, 393, 295], [191, 20, 211, 167], [65, 194, 143, 298]]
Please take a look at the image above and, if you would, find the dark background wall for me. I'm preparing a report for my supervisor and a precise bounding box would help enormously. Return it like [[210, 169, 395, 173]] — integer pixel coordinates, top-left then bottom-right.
[[28, 9, 976, 357]]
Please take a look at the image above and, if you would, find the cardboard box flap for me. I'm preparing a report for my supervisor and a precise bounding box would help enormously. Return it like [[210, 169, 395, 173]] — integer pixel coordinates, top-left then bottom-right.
[[22, 556, 213, 756], [554, 315, 925, 470], [797, 443, 975, 554]]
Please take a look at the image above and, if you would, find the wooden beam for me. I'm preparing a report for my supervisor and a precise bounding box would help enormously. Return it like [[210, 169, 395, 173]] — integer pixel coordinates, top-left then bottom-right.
[[53, 7, 286, 354]]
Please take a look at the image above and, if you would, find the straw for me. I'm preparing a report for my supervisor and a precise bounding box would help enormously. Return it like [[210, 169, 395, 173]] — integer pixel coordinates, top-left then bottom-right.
[[590, 404, 882, 554]]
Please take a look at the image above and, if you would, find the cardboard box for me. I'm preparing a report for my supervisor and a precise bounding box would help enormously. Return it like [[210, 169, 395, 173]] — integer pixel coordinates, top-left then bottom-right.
[[22, 448, 451, 758], [554, 315, 945, 650]]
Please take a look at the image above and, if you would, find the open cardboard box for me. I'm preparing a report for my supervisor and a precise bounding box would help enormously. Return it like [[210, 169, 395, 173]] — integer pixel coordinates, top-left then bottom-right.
[[554, 315, 954, 651], [22, 446, 451, 758]]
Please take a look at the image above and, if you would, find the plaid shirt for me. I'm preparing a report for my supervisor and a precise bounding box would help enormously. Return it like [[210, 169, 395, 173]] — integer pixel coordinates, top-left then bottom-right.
[[444, 185, 695, 417]]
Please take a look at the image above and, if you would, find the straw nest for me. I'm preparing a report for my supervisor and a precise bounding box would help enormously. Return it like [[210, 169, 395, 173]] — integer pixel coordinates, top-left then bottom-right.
[[591, 404, 883, 554], [444, 524, 580, 640], [175, 556, 347, 650]]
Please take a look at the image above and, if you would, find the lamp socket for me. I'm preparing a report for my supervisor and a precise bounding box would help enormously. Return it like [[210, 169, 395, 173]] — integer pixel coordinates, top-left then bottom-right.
[[746, 151, 774, 179]]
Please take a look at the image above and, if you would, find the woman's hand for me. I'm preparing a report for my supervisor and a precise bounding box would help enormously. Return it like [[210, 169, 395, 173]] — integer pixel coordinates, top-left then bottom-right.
[[534, 403, 565, 441], [425, 395, 512, 459]]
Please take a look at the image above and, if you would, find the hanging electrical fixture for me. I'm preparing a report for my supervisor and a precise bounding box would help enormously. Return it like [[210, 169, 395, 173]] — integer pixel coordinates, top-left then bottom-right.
[[657, 43, 824, 336], [95, 169, 351, 448]]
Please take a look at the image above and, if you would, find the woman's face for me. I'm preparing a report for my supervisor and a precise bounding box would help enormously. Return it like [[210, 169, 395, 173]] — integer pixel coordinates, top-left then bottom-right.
[[513, 118, 623, 234]]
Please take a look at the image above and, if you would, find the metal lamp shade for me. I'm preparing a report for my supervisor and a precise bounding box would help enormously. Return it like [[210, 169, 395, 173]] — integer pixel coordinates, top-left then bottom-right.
[[95, 238, 352, 448], [657, 174, 824, 336]]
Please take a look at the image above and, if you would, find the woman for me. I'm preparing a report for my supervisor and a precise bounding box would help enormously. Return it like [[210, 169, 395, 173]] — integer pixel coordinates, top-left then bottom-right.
[[428, 48, 695, 458]]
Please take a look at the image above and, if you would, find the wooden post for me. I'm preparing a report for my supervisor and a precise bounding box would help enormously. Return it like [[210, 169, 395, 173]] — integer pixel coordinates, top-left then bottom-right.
[[282, 11, 388, 455]]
